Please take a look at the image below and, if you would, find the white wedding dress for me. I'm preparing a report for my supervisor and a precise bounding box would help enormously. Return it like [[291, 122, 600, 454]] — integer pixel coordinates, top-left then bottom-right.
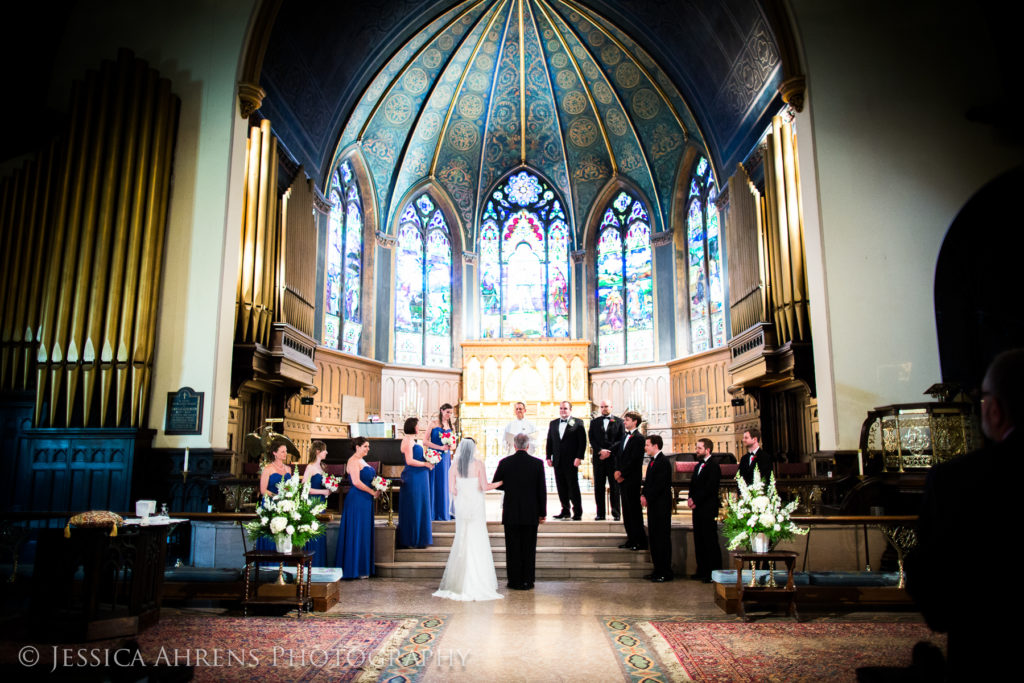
[[433, 465, 503, 601]]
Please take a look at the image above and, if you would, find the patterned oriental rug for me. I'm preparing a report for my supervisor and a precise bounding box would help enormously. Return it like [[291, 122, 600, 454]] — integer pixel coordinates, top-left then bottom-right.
[[600, 617, 945, 682], [133, 613, 449, 682], [0, 613, 449, 682]]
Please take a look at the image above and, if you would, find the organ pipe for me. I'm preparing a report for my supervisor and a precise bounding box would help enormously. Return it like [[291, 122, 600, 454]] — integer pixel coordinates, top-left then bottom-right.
[[0, 50, 179, 428]]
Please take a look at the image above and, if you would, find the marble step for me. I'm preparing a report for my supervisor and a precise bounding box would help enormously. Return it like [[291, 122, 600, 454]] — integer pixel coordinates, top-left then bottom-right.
[[375, 561, 652, 580], [394, 545, 652, 565], [429, 520, 627, 534], [429, 531, 626, 548]]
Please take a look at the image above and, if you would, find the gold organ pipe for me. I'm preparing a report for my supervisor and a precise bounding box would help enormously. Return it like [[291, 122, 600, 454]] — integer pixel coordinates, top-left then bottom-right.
[[238, 124, 261, 343], [264, 134, 279, 344], [784, 121, 809, 341], [769, 116, 794, 344], [252, 120, 272, 343], [66, 63, 116, 427], [35, 81, 83, 426], [131, 78, 177, 427], [47, 73, 98, 427], [101, 58, 145, 425], [115, 69, 158, 426], [82, 57, 129, 426], [19, 144, 57, 391], [761, 152, 784, 343]]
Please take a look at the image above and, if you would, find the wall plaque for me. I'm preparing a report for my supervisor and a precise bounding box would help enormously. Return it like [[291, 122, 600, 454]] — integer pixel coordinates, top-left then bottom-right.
[[165, 386, 204, 435], [685, 394, 707, 424]]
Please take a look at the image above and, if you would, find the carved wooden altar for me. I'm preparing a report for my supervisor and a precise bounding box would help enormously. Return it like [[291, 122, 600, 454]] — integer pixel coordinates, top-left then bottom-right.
[[460, 339, 591, 464]]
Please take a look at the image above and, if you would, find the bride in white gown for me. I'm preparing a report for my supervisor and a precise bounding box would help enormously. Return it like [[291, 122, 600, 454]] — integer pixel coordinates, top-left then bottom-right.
[[433, 438, 504, 601]]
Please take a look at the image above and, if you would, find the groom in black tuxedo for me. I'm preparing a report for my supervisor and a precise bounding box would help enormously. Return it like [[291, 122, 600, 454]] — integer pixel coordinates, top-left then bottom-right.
[[588, 399, 624, 521], [494, 432, 547, 590], [545, 400, 586, 520], [613, 410, 647, 551]]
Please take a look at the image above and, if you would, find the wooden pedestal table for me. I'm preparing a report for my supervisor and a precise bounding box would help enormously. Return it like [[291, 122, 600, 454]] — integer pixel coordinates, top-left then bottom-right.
[[242, 549, 313, 617], [731, 550, 799, 621]]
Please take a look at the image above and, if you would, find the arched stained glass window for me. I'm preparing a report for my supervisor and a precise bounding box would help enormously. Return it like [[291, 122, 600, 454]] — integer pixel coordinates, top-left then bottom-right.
[[395, 193, 452, 366], [596, 190, 654, 366], [687, 157, 727, 352], [478, 170, 569, 338], [325, 160, 363, 353]]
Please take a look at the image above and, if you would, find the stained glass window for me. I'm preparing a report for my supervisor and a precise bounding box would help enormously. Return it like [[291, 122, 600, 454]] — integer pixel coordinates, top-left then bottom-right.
[[687, 156, 727, 353], [395, 193, 452, 366], [478, 170, 570, 338], [596, 190, 654, 366], [325, 160, 363, 353]]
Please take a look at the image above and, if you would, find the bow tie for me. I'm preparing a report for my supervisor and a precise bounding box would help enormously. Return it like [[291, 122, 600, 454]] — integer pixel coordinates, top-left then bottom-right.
[[560, 419, 567, 423], [626, 431, 633, 436]]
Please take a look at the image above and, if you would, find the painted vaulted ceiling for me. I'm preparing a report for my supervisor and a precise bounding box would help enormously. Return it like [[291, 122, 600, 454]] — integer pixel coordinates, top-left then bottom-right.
[[260, 0, 783, 246]]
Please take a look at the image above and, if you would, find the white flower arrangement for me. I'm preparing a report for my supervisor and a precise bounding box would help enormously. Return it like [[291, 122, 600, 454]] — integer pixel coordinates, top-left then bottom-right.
[[424, 451, 442, 465], [721, 469, 807, 551], [371, 475, 390, 492], [245, 467, 327, 548]]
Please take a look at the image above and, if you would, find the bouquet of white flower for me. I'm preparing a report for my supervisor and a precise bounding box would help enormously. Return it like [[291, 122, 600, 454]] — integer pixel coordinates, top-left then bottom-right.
[[371, 475, 390, 492], [245, 467, 327, 549], [721, 469, 807, 551], [424, 451, 442, 465]]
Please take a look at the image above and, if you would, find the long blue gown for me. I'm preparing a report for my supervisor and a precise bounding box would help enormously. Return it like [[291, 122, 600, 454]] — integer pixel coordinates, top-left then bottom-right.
[[397, 444, 433, 547], [335, 464, 376, 578], [254, 471, 291, 556], [429, 426, 452, 521], [304, 473, 330, 566]]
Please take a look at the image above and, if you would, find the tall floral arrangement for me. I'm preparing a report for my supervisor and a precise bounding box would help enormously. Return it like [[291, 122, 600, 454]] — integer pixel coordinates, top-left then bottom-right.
[[245, 467, 327, 548], [721, 469, 807, 550]]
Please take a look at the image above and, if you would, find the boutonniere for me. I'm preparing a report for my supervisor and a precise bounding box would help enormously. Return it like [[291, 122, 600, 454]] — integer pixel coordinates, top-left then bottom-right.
[[567, 417, 576, 428]]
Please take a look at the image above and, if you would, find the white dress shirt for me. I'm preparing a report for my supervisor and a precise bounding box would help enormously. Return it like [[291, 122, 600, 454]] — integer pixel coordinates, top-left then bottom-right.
[[503, 418, 538, 456]]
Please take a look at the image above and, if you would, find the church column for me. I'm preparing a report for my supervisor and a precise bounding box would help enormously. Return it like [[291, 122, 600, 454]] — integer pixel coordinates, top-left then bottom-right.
[[374, 231, 396, 362], [651, 231, 675, 361]]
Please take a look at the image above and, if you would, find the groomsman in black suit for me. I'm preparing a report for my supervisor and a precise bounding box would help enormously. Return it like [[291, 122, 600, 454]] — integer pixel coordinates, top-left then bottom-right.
[[613, 410, 647, 550], [641, 435, 673, 582], [546, 401, 587, 520], [493, 432, 547, 590], [688, 437, 722, 582], [738, 427, 773, 486], [588, 399, 624, 521]]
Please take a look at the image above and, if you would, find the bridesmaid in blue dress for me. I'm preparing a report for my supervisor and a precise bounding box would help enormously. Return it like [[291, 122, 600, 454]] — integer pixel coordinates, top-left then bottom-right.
[[255, 439, 292, 555], [397, 417, 434, 548], [426, 403, 455, 521], [301, 440, 331, 566], [335, 436, 379, 578]]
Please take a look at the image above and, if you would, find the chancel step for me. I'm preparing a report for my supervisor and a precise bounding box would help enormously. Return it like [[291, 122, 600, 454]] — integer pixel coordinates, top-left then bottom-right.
[[377, 518, 656, 579]]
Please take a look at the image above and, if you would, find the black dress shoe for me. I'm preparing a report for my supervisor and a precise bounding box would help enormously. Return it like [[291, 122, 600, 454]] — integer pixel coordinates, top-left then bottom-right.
[[612, 515, 620, 521], [524, 582, 535, 589], [618, 542, 632, 549], [552, 512, 571, 519], [594, 515, 605, 521], [571, 515, 582, 521], [651, 576, 671, 583], [507, 583, 527, 590]]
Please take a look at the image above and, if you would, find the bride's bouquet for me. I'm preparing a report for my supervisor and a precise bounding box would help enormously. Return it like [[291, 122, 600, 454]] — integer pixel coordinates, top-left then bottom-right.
[[321, 473, 340, 494], [371, 475, 390, 492]]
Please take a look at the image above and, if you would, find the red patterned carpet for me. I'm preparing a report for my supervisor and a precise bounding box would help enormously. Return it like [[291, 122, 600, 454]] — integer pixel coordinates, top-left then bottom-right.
[[602, 618, 945, 682], [0, 613, 449, 682]]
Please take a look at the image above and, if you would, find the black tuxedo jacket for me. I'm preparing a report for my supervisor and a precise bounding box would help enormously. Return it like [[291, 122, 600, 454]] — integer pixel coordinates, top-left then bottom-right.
[[642, 452, 672, 509], [738, 449, 773, 485], [546, 417, 586, 467], [687, 457, 721, 515], [614, 429, 645, 485], [493, 450, 547, 525], [588, 414, 624, 463]]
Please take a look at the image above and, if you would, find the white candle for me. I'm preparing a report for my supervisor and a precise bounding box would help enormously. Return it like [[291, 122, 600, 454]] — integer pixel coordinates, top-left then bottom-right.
[[857, 449, 863, 476], [184, 447, 190, 473]]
